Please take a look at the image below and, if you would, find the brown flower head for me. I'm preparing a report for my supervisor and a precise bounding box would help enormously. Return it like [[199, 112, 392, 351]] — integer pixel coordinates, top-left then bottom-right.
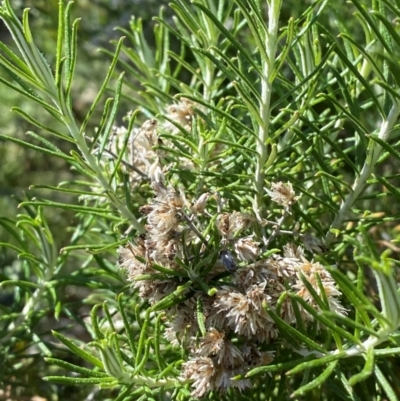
[[146, 185, 185, 235], [137, 279, 178, 305], [283, 243, 304, 259], [181, 355, 251, 397], [136, 119, 158, 150], [164, 298, 199, 346], [145, 233, 183, 267], [266, 254, 297, 280], [233, 261, 273, 290], [242, 343, 275, 367], [108, 119, 160, 186]]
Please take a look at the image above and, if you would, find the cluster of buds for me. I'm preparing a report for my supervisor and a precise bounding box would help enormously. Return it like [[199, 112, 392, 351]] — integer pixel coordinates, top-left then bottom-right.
[[118, 173, 346, 396]]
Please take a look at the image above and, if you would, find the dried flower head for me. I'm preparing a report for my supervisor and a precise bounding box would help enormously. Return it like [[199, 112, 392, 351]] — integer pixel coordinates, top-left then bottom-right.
[[183, 339, 251, 397], [283, 243, 304, 259], [181, 357, 215, 398], [191, 192, 211, 215], [233, 262, 273, 290], [216, 212, 254, 241], [146, 185, 185, 234], [148, 160, 164, 184], [118, 239, 180, 304], [266, 254, 297, 279], [229, 211, 254, 233], [234, 236, 260, 261], [118, 241, 147, 281], [164, 298, 199, 346], [293, 258, 346, 319], [105, 119, 160, 187], [194, 328, 244, 367], [242, 344, 275, 367], [266, 181, 297, 208], [214, 284, 277, 342], [165, 99, 195, 132], [136, 118, 158, 150]]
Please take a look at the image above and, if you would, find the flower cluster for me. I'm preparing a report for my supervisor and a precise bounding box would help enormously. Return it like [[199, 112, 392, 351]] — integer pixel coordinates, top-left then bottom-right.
[[106, 99, 197, 187], [111, 96, 345, 397], [118, 158, 346, 396]]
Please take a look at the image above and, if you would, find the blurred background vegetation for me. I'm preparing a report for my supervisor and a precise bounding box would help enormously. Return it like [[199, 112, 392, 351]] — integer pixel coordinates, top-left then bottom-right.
[[0, 0, 170, 253]]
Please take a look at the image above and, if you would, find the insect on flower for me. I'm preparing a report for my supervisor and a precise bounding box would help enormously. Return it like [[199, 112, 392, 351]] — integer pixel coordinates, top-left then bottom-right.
[[219, 249, 237, 272]]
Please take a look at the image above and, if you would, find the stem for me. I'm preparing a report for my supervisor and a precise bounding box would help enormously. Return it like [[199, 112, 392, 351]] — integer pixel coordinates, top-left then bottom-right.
[[340, 330, 390, 358], [325, 101, 400, 246], [129, 375, 184, 389], [254, 0, 282, 216], [180, 211, 208, 246], [295, 330, 389, 360]]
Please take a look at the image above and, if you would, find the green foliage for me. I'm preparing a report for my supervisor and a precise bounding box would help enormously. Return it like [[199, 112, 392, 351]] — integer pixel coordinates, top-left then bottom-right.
[[1, 0, 400, 400]]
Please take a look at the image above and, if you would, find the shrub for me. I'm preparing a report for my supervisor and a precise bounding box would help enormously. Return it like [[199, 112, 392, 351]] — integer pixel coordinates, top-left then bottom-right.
[[1, 0, 400, 400]]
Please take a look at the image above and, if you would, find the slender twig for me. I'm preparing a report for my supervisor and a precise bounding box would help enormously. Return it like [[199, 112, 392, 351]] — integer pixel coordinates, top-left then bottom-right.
[[296, 327, 393, 360], [180, 210, 209, 246]]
